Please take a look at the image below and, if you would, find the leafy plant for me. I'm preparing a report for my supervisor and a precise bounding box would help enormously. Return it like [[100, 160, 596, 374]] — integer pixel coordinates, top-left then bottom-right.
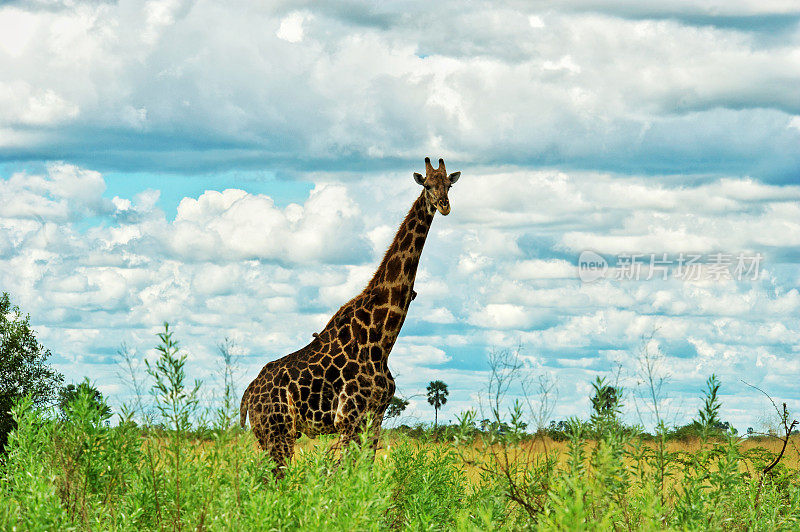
[[58, 381, 112, 421], [697, 373, 722, 430], [144, 322, 201, 531]]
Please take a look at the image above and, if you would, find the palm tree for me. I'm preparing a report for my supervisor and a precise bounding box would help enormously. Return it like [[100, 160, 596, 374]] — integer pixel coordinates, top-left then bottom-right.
[[426, 380, 449, 428]]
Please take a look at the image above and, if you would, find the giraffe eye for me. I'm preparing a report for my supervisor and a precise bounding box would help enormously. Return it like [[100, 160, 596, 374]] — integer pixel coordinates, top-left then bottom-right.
[[424, 184, 432, 190]]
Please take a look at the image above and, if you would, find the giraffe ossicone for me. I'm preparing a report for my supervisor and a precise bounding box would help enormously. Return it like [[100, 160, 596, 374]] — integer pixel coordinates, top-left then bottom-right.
[[240, 157, 461, 476]]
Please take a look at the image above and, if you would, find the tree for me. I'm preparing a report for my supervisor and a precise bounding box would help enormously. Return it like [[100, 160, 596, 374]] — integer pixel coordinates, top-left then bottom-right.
[[0, 292, 64, 451], [589, 376, 624, 437], [58, 380, 112, 421], [590, 376, 623, 424], [385, 396, 409, 419], [426, 380, 449, 428]]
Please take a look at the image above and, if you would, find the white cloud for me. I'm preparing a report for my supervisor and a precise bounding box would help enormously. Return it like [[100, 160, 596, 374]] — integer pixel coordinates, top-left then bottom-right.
[[0, 163, 107, 221], [508, 259, 575, 280], [0, 2, 797, 179], [0, 7, 38, 57], [165, 184, 369, 263], [469, 303, 537, 330], [276, 12, 306, 43]]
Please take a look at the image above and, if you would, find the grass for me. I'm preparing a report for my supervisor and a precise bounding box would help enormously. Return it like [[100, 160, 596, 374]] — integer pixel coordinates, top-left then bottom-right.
[[2, 402, 799, 531], [3, 327, 797, 530]]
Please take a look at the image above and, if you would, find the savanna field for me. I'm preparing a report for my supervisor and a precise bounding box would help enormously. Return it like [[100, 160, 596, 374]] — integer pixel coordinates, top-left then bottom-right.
[[2, 325, 799, 531]]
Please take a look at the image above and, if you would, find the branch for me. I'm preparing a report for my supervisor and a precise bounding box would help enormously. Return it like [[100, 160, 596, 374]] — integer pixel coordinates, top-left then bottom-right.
[[761, 403, 797, 475]]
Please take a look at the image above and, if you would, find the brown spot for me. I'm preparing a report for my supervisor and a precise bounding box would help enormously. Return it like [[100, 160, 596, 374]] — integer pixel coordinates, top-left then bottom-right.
[[371, 287, 389, 306], [385, 257, 401, 282], [320, 389, 333, 411], [385, 311, 402, 331], [337, 326, 351, 344], [308, 391, 321, 410], [373, 307, 388, 326], [399, 231, 412, 249], [354, 323, 367, 345], [355, 307, 371, 325], [368, 326, 381, 343], [325, 366, 339, 382], [370, 345, 383, 362], [333, 354, 346, 368], [414, 235, 425, 249], [343, 361, 359, 381], [391, 285, 406, 306]]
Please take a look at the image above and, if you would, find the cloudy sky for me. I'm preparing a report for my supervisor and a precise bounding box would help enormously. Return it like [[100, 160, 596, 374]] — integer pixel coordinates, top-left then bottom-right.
[[1, 0, 798, 431]]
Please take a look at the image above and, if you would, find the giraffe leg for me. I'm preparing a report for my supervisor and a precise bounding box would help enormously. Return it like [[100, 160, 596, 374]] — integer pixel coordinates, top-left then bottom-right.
[[330, 423, 361, 458], [367, 407, 387, 460], [265, 431, 295, 480], [329, 396, 365, 460], [254, 409, 296, 481]]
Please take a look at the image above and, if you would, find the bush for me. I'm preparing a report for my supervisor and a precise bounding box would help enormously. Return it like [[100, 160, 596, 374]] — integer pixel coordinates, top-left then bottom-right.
[[0, 292, 63, 451]]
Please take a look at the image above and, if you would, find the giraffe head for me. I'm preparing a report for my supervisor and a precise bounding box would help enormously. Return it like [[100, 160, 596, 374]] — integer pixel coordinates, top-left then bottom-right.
[[413, 157, 460, 216]]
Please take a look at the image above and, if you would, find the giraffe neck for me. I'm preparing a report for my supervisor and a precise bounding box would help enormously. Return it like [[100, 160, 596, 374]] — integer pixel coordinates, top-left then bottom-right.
[[361, 191, 434, 353], [316, 191, 434, 357], [368, 191, 434, 291]]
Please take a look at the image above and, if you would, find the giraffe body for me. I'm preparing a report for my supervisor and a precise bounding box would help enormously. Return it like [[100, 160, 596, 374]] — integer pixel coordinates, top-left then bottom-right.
[[241, 158, 460, 475]]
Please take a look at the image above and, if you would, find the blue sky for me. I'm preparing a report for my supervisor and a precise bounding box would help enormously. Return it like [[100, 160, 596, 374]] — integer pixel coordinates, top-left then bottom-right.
[[0, 0, 799, 432]]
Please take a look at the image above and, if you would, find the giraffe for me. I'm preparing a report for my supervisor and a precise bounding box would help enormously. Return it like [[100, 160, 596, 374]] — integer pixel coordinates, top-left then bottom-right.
[[240, 157, 461, 476]]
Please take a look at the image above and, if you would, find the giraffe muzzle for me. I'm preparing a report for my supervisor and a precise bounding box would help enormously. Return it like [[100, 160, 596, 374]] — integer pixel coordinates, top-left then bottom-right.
[[436, 200, 450, 216]]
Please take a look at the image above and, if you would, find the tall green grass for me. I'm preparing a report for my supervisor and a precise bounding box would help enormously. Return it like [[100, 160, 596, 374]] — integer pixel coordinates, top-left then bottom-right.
[[1, 326, 798, 530]]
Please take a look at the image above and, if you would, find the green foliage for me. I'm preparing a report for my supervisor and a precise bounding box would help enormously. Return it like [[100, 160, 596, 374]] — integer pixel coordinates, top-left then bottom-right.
[[59, 380, 113, 421], [426, 380, 449, 428], [386, 395, 410, 419], [388, 442, 467, 529], [144, 322, 202, 530], [698, 373, 722, 429], [2, 343, 799, 532], [668, 375, 737, 441], [0, 292, 64, 451], [589, 376, 622, 423]]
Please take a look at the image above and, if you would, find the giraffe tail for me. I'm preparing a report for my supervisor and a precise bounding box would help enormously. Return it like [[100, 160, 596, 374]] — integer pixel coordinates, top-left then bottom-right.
[[240, 381, 252, 428]]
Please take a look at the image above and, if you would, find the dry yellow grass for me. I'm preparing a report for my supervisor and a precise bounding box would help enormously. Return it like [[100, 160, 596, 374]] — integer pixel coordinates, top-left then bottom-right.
[[382, 432, 798, 486], [200, 430, 800, 488]]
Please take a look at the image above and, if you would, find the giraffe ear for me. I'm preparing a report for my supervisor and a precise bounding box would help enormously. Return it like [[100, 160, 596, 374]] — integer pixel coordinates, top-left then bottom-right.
[[448, 171, 461, 184], [413, 172, 425, 185]]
